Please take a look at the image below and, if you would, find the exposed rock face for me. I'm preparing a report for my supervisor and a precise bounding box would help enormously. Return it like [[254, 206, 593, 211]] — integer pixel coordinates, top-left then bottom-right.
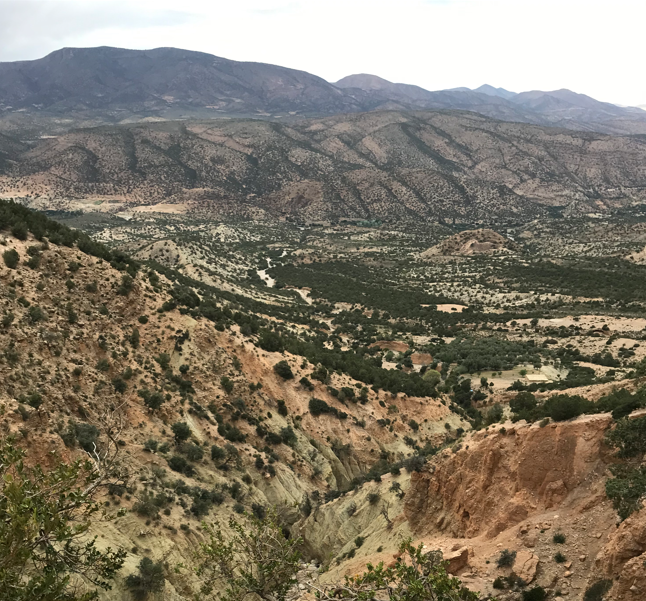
[[404, 416, 612, 539], [595, 507, 646, 600]]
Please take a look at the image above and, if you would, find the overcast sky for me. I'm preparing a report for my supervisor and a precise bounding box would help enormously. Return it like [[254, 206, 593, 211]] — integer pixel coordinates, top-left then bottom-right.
[[1, 0, 644, 106]]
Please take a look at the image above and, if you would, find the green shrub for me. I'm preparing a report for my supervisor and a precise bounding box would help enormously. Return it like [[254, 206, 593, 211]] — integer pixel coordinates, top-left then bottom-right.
[[553, 532, 566, 544], [309, 397, 340, 417], [211, 445, 226, 462], [583, 579, 613, 601], [280, 426, 297, 446], [2, 312, 14, 329], [181, 442, 204, 462], [554, 552, 567, 563], [139, 389, 165, 411], [277, 399, 288, 416], [28, 306, 45, 323], [2, 249, 19, 269], [251, 503, 266, 520], [112, 378, 127, 394], [155, 353, 171, 370], [171, 422, 191, 443], [117, 274, 134, 296], [143, 439, 159, 453], [497, 549, 516, 568], [96, 359, 110, 372], [522, 587, 547, 601], [26, 255, 40, 269], [167, 455, 194, 476], [606, 416, 646, 458], [72, 422, 99, 453], [543, 394, 592, 421], [220, 376, 234, 394], [273, 360, 294, 380], [11, 222, 28, 240], [218, 422, 246, 443], [125, 557, 165, 600], [605, 465, 646, 520], [299, 377, 313, 390]]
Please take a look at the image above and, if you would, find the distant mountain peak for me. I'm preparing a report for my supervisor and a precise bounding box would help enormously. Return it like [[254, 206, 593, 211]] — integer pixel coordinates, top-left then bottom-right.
[[473, 84, 517, 100], [1, 47, 646, 138], [334, 74, 394, 90]]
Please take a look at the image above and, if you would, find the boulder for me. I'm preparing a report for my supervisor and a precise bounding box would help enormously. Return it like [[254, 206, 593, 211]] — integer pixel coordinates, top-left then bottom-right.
[[515, 550, 539, 584], [445, 547, 469, 574]]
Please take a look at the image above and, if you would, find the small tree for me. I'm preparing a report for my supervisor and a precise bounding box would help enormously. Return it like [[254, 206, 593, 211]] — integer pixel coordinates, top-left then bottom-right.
[[125, 557, 165, 600], [221, 376, 234, 394], [497, 549, 517, 568], [155, 353, 171, 370], [273, 360, 294, 380], [171, 421, 191, 443], [195, 509, 301, 601], [3, 248, 19, 269]]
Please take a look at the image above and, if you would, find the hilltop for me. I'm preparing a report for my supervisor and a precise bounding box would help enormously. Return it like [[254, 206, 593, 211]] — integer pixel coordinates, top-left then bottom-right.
[[420, 229, 519, 258], [1, 47, 646, 137]]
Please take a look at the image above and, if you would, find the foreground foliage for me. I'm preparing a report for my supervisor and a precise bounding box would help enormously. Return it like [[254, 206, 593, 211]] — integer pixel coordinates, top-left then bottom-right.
[[195, 509, 302, 601], [0, 438, 125, 601], [312, 540, 480, 601]]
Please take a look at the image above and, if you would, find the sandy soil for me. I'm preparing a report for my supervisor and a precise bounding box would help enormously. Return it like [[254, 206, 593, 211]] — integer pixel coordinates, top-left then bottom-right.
[[437, 304, 467, 313]]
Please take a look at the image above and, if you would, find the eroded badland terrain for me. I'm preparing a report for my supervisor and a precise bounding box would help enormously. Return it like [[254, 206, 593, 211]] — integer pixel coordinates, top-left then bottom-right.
[[1, 49, 646, 601], [2, 198, 646, 601]]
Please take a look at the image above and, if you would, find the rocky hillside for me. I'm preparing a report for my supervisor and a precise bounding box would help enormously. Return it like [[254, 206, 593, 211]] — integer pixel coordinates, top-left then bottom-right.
[[0, 202, 468, 598], [3, 110, 646, 223], [2, 203, 646, 600], [0, 47, 359, 119]]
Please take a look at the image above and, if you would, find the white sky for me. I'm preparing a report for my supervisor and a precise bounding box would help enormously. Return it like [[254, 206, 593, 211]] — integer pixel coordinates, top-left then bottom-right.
[[0, 0, 644, 106]]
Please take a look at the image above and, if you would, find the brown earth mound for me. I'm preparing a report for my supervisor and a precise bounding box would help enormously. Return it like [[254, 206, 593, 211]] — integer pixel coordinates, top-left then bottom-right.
[[411, 353, 433, 365], [421, 229, 518, 258], [369, 340, 409, 352]]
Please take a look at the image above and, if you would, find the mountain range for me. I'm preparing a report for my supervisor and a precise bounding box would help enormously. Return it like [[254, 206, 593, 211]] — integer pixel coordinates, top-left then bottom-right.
[[2, 109, 646, 223], [1, 46, 645, 137]]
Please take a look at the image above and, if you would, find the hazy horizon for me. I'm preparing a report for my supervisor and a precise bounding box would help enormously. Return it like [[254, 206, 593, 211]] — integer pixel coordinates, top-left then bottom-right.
[[0, 0, 644, 107]]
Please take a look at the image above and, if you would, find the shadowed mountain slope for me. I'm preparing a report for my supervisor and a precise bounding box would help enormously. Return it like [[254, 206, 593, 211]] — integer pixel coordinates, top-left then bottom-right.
[[1, 47, 646, 137]]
